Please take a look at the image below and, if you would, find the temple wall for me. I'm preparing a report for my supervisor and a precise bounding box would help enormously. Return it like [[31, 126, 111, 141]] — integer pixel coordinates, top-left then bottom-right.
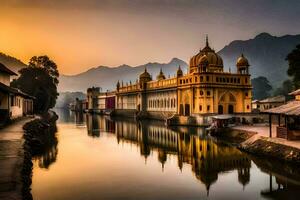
[[146, 90, 177, 112]]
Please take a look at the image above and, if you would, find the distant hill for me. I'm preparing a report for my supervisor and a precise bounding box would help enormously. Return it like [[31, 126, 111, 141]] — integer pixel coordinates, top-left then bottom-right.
[[59, 33, 300, 92], [0, 52, 27, 77], [218, 32, 300, 88], [58, 58, 188, 92]]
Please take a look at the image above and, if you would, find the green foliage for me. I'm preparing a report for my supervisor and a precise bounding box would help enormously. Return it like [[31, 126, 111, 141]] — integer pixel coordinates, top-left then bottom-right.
[[11, 56, 59, 113], [274, 79, 294, 99], [286, 44, 300, 88], [252, 76, 272, 100]]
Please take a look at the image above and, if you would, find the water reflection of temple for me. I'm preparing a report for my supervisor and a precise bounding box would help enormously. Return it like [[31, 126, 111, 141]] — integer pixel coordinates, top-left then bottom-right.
[[86, 114, 115, 137], [86, 114, 251, 193]]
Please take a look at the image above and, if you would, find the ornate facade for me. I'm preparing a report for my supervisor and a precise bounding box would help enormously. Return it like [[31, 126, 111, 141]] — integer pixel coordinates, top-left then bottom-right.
[[116, 37, 252, 116]]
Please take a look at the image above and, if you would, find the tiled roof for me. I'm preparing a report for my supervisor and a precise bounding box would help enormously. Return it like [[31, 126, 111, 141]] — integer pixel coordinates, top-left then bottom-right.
[[264, 100, 300, 116], [0, 82, 35, 99], [257, 95, 285, 103], [0, 63, 17, 76], [289, 89, 300, 96]]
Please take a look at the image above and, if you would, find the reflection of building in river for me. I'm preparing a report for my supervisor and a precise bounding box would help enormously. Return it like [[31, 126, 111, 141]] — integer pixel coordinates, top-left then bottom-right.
[[112, 118, 251, 193], [86, 114, 115, 137]]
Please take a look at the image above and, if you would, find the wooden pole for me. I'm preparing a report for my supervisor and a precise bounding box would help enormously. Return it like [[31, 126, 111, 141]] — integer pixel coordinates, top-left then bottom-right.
[[269, 114, 272, 138]]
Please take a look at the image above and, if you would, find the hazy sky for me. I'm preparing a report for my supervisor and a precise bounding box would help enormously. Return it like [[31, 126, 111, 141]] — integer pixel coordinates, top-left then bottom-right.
[[0, 0, 300, 75]]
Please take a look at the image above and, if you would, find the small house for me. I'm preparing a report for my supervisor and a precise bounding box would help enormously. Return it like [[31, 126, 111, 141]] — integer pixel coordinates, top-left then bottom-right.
[[0, 63, 34, 124]]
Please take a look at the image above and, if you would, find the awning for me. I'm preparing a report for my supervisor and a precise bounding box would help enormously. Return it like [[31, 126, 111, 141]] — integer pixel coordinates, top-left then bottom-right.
[[212, 114, 234, 120]]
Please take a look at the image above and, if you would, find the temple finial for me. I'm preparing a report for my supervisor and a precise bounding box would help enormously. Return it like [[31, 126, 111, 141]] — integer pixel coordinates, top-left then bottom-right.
[[206, 34, 209, 47]]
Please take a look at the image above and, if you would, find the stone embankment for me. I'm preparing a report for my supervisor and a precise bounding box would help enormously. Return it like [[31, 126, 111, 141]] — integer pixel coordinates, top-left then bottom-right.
[[21, 111, 58, 200], [213, 127, 300, 164], [239, 137, 300, 164]]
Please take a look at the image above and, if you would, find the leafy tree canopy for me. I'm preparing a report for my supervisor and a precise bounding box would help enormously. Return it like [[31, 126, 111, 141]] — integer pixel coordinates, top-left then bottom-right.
[[252, 76, 272, 100], [11, 56, 59, 113], [274, 79, 294, 100], [286, 44, 300, 88]]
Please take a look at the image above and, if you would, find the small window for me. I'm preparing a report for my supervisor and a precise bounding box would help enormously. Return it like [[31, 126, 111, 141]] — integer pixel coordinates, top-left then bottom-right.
[[207, 105, 210, 111], [200, 91, 204, 96], [238, 78, 240, 83], [200, 76, 203, 82], [247, 105, 250, 109], [207, 91, 211, 96], [245, 92, 248, 97], [216, 77, 219, 82], [206, 76, 209, 81], [245, 78, 248, 83], [199, 105, 202, 111]]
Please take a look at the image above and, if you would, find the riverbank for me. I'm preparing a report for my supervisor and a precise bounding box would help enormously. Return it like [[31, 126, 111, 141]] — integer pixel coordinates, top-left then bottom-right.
[[0, 117, 33, 200], [22, 111, 58, 200], [214, 125, 300, 164]]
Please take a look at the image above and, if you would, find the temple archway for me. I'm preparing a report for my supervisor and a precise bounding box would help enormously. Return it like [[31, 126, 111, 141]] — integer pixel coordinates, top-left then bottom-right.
[[218, 105, 223, 114], [218, 91, 236, 114], [228, 104, 234, 114]]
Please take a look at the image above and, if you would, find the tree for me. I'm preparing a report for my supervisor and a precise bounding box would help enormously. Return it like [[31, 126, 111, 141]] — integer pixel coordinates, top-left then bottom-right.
[[29, 56, 59, 85], [286, 44, 300, 88], [274, 79, 294, 99], [11, 56, 59, 113], [252, 76, 272, 100]]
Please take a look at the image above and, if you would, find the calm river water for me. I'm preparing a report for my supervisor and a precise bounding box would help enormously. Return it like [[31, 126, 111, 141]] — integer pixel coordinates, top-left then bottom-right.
[[31, 109, 300, 200]]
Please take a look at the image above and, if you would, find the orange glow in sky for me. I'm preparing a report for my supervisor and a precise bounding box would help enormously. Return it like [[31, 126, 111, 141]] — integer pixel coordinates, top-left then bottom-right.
[[0, 1, 299, 75]]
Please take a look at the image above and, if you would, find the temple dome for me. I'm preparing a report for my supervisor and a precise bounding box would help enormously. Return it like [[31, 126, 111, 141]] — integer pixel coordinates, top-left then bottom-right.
[[189, 36, 223, 73], [199, 55, 209, 65], [139, 68, 151, 79], [157, 69, 166, 80], [236, 54, 250, 67]]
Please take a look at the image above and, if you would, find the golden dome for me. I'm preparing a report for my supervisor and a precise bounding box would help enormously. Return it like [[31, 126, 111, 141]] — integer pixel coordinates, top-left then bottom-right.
[[189, 36, 223, 72], [157, 68, 166, 80], [236, 54, 250, 67], [199, 55, 209, 65], [189, 50, 223, 67], [139, 68, 151, 79]]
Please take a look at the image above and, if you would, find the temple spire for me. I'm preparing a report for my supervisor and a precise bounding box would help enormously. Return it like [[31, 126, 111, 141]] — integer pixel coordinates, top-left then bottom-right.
[[206, 34, 209, 47]]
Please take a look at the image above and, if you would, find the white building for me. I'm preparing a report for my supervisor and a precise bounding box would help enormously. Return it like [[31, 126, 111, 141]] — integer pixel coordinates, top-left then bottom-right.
[[0, 63, 34, 125]]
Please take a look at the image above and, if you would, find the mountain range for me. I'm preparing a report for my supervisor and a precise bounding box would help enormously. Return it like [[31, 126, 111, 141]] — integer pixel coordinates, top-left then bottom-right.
[[219, 32, 300, 88], [58, 33, 300, 92], [1, 32, 300, 93], [58, 58, 188, 92]]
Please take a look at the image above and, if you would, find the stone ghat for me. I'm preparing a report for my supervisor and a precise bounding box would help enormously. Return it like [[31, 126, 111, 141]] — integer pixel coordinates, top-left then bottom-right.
[[214, 127, 300, 164], [239, 138, 300, 165]]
